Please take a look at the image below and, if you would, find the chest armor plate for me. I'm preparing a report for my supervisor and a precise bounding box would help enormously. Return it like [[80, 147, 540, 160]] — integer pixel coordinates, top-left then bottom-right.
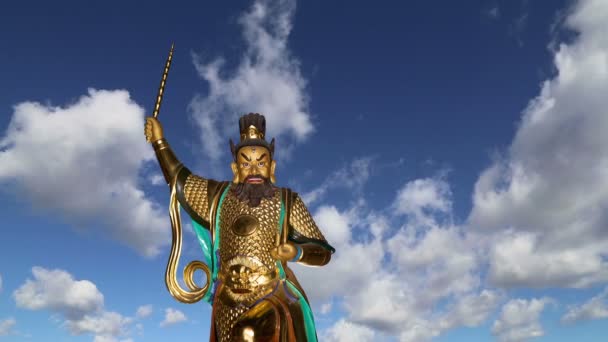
[[217, 190, 282, 306]]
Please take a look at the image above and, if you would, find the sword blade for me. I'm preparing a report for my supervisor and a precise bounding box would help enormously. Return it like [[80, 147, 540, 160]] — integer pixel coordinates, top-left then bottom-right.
[[153, 43, 174, 118]]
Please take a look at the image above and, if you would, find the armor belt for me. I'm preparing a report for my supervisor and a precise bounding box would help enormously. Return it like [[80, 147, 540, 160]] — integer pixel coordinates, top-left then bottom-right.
[[218, 256, 279, 307]]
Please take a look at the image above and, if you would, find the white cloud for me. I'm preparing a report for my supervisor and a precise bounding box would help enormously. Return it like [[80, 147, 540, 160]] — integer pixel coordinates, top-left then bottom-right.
[[388, 226, 477, 292], [14, 267, 104, 319], [393, 177, 452, 219], [468, 0, 608, 288], [301, 157, 373, 206], [294, 175, 495, 340], [94, 336, 134, 342], [148, 173, 164, 186], [492, 298, 552, 342], [319, 302, 332, 315], [189, 0, 312, 165], [313, 205, 351, 248], [13, 267, 133, 341], [0, 89, 168, 256], [160, 308, 187, 327], [398, 321, 441, 342], [562, 287, 608, 323], [299, 0, 608, 334], [322, 319, 377, 342], [293, 202, 384, 303], [135, 305, 153, 319], [66, 311, 133, 337], [0, 318, 16, 336], [438, 290, 504, 330], [387, 179, 481, 306], [489, 231, 608, 288]]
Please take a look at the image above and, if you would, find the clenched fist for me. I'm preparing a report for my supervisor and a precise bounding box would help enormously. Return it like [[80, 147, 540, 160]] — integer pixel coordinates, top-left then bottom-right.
[[145, 117, 164, 142], [270, 242, 299, 262]]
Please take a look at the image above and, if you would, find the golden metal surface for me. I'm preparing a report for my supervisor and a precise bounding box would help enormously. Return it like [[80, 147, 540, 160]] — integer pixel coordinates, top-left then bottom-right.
[[164, 175, 211, 303], [218, 259, 277, 307], [215, 301, 247, 342], [230, 145, 276, 184], [231, 280, 305, 341], [183, 174, 211, 223], [233, 299, 280, 341], [219, 190, 282, 272], [242, 326, 255, 342], [289, 194, 327, 241], [145, 117, 165, 143], [153, 43, 174, 119], [298, 244, 332, 266], [213, 190, 285, 340], [231, 214, 259, 236], [209, 182, 230, 245], [146, 109, 333, 340], [240, 124, 265, 140], [151, 138, 182, 184]]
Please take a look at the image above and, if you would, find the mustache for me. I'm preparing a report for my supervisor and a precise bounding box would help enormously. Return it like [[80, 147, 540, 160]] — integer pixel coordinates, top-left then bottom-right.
[[232, 175, 276, 207]]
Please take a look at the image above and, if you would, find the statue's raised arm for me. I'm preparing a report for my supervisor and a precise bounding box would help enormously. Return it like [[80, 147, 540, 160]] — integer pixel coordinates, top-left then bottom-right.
[[145, 117, 182, 185]]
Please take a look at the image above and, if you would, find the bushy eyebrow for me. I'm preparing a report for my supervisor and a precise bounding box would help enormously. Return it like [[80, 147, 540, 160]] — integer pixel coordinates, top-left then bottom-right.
[[256, 153, 267, 161], [240, 153, 251, 161]]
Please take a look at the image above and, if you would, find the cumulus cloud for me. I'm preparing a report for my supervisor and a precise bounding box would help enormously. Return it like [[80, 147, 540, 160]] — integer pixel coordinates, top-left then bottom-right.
[[66, 311, 133, 337], [301, 157, 373, 206], [135, 305, 153, 319], [13, 267, 133, 341], [393, 177, 452, 219], [387, 178, 481, 305], [294, 176, 496, 341], [14, 267, 104, 319], [438, 290, 504, 330], [488, 230, 608, 288], [148, 173, 164, 186], [189, 0, 312, 164], [322, 319, 377, 342], [469, 0, 608, 288], [0, 318, 16, 336], [0, 89, 167, 256], [293, 201, 384, 303], [93, 336, 134, 342], [297, 0, 608, 337], [561, 287, 608, 323], [160, 308, 187, 327], [492, 298, 553, 342], [319, 302, 332, 315]]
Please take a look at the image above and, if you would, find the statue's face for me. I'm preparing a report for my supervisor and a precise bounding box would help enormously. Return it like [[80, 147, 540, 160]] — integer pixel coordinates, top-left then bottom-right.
[[231, 146, 276, 184]]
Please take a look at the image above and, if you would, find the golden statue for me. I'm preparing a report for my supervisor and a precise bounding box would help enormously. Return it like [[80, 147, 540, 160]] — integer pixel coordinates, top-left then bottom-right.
[[144, 46, 334, 341]]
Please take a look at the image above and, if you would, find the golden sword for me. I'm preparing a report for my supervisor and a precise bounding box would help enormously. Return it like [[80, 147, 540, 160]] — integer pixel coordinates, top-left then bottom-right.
[[153, 43, 174, 118], [150, 44, 212, 304]]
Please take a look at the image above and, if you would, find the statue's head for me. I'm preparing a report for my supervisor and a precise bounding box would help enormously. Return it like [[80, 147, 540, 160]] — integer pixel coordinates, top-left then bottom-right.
[[229, 113, 277, 206]]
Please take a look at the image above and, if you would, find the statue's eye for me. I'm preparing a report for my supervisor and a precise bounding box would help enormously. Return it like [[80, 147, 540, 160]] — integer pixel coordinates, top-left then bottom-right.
[[258, 162, 265, 167], [242, 162, 249, 168]]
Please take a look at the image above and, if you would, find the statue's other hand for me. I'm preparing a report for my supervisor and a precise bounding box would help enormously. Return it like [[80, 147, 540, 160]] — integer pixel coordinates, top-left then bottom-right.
[[270, 243, 298, 262], [145, 117, 164, 143]]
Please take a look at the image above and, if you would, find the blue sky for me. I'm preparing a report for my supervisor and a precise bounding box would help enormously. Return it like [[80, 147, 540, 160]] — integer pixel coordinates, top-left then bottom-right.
[[2, 0, 608, 341]]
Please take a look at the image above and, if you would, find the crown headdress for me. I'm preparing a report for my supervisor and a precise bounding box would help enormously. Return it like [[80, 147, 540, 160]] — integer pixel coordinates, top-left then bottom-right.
[[230, 113, 275, 160]]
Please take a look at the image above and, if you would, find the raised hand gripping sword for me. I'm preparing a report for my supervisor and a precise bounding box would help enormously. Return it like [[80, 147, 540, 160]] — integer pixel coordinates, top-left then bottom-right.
[[151, 44, 212, 304]]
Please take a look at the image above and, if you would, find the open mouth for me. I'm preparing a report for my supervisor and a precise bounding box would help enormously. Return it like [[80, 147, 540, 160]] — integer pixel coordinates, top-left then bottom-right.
[[246, 177, 264, 184]]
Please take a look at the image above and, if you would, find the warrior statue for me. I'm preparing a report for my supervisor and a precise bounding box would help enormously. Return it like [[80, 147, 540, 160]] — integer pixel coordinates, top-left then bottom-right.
[[144, 46, 334, 341]]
